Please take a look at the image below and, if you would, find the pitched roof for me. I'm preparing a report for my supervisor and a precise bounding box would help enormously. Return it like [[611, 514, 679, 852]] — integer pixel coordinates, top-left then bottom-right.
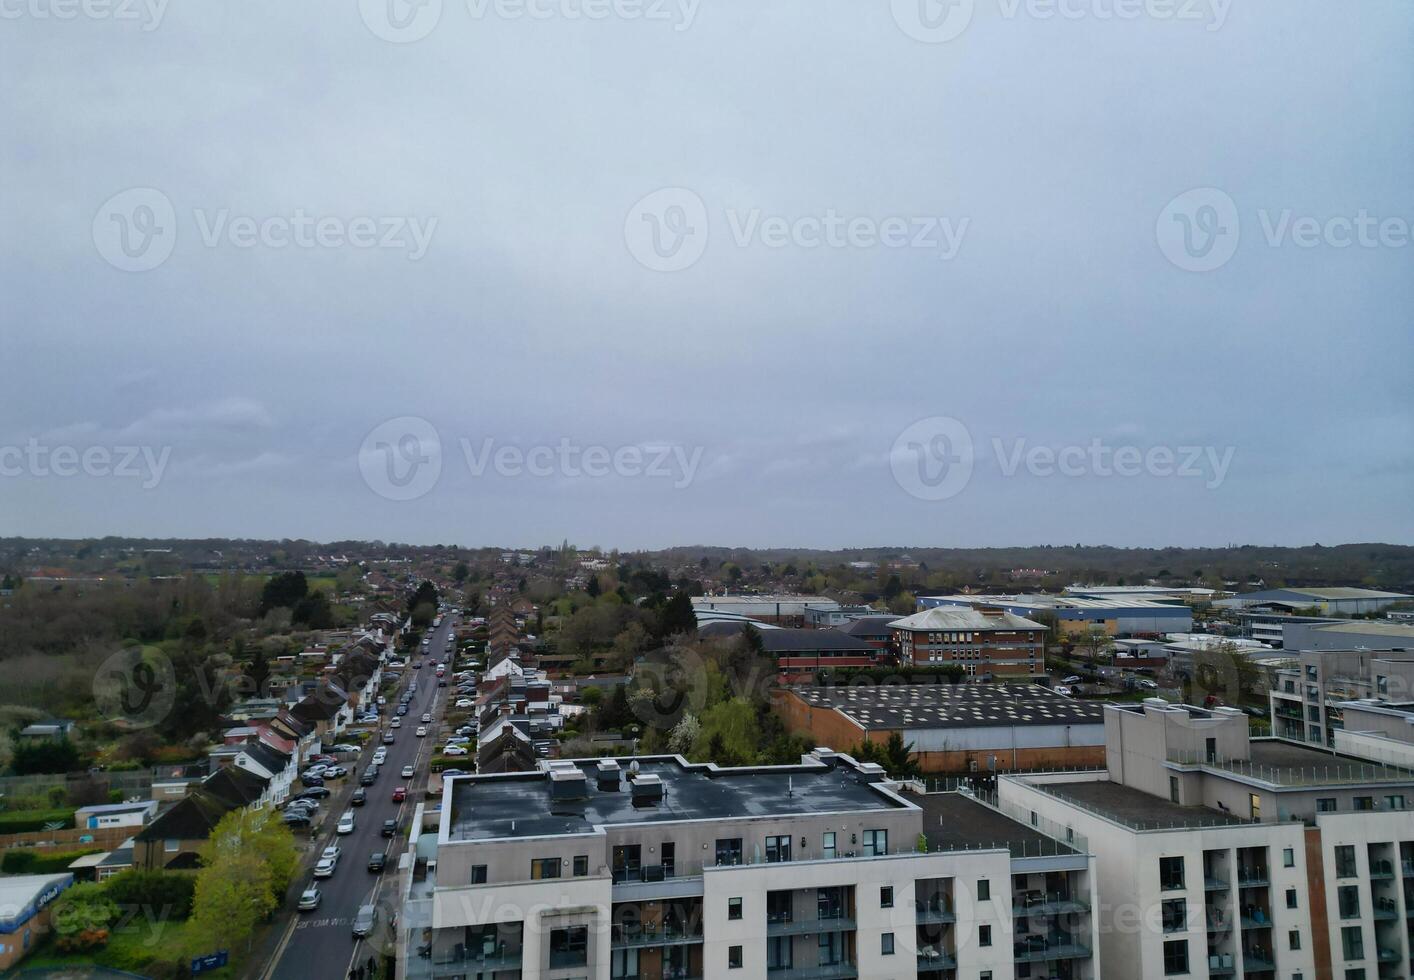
[[292, 686, 348, 722], [888, 607, 1045, 632], [135, 792, 230, 842], [202, 766, 268, 809]]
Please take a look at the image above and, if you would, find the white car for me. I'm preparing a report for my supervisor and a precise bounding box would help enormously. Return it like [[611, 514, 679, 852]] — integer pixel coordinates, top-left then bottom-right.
[[313, 857, 337, 878], [441, 745, 468, 756], [337, 811, 356, 834], [1061, 675, 1082, 685], [454, 699, 473, 709], [415, 726, 428, 737], [321, 845, 341, 862], [372, 748, 388, 764], [390, 718, 401, 729], [401, 765, 415, 778], [421, 713, 432, 723], [1054, 685, 1074, 697]]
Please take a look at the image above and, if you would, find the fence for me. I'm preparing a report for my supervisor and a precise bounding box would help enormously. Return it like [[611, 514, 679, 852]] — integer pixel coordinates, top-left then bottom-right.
[[0, 770, 153, 799], [0, 824, 133, 857]]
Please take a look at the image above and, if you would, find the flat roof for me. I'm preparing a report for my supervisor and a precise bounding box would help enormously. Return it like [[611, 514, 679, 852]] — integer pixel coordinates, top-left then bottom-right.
[[1039, 780, 1247, 830], [922, 594, 1191, 613], [446, 756, 909, 842], [791, 684, 1105, 731], [1312, 621, 1414, 639], [917, 794, 1077, 856]]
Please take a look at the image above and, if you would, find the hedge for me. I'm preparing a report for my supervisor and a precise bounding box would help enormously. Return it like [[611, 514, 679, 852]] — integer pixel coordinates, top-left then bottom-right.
[[0, 808, 77, 833], [2, 847, 102, 874]]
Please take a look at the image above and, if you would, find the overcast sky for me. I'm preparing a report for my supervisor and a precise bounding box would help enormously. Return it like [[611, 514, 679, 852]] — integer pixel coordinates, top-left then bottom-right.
[[1, 0, 1411, 550]]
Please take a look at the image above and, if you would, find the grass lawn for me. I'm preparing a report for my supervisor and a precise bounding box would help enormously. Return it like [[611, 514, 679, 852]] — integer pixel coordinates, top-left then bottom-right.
[[25, 919, 243, 979]]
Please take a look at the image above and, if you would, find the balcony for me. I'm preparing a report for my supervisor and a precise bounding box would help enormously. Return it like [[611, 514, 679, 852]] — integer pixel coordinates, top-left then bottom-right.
[[1013, 938, 1092, 963], [1236, 871, 1270, 888], [1013, 897, 1090, 917], [915, 899, 956, 925], [1369, 860, 1396, 879], [1241, 951, 1275, 972], [1205, 876, 1230, 891], [1402, 860, 1414, 878], [1208, 954, 1237, 977], [766, 965, 857, 980], [766, 914, 856, 938], [611, 924, 704, 949], [419, 948, 523, 977], [917, 948, 957, 971], [1377, 947, 1401, 963]]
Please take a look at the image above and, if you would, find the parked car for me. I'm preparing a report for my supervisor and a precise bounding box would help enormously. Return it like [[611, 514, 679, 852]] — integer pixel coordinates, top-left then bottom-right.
[[309, 754, 338, 764], [352, 904, 378, 938], [372, 749, 388, 765], [401, 764, 415, 778], [367, 851, 387, 873], [294, 786, 331, 800], [381, 818, 398, 838], [455, 725, 475, 736], [390, 718, 402, 729], [297, 887, 321, 911], [323, 766, 347, 779], [454, 699, 473, 708], [300, 775, 325, 788], [1054, 685, 1074, 697], [322, 844, 341, 862], [442, 745, 468, 756], [332, 743, 359, 753], [283, 812, 312, 828], [350, 788, 368, 807], [1061, 675, 1082, 685], [438, 680, 447, 687], [397, 705, 409, 716], [337, 811, 356, 835], [392, 787, 406, 802]]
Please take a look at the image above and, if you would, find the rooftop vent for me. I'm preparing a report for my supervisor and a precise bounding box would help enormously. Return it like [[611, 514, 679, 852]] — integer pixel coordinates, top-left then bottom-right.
[[630, 773, 663, 807], [549, 768, 588, 802], [811, 747, 839, 768], [596, 759, 621, 791], [856, 762, 887, 784]]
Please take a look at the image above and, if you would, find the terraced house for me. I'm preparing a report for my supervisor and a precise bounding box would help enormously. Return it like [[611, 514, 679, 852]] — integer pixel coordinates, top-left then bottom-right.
[[399, 751, 1100, 980]]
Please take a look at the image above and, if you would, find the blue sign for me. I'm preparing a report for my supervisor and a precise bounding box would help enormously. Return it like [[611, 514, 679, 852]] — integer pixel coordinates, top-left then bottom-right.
[[191, 950, 229, 974]]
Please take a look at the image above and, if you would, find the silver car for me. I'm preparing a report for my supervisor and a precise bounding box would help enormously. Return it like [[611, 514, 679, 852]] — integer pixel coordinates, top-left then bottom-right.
[[352, 903, 378, 938]]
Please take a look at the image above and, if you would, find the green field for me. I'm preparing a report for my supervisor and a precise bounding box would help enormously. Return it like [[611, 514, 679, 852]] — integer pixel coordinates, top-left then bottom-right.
[[201, 572, 341, 593]]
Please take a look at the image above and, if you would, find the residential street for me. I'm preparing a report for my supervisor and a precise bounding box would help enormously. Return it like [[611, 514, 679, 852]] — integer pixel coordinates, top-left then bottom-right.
[[260, 615, 456, 980]]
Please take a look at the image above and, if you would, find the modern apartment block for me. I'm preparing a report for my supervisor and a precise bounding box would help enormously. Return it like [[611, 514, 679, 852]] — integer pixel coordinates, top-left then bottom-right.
[[1269, 649, 1414, 745], [400, 750, 1100, 980], [891, 607, 1047, 679], [999, 700, 1414, 980]]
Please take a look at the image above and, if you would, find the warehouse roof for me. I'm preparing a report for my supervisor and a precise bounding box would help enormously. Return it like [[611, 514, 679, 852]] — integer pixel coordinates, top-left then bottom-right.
[[790, 684, 1105, 731]]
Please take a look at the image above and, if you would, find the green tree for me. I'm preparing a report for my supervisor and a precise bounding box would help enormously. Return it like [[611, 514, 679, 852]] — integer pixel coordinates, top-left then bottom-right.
[[656, 591, 697, 638], [453, 562, 469, 583], [259, 571, 308, 615]]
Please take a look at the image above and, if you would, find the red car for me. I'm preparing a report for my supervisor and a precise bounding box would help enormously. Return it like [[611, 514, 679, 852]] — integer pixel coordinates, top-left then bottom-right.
[[392, 787, 406, 802]]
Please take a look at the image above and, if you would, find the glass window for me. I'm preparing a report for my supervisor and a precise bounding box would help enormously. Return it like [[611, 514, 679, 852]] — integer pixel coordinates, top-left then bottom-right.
[[1161, 898, 1186, 933], [822, 831, 836, 859], [881, 932, 895, 955], [1384, 794, 1405, 810], [549, 926, 587, 968], [728, 945, 743, 969], [728, 897, 741, 921], [1317, 798, 1337, 812], [1354, 796, 1374, 812], [531, 857, 561, 879], [1283, 847, 1294, 868], [977, 879, 990, 901], [470, 864, 487, 884], [1286, 888, 1298, 909], [880, 886, 893, 908], [1338, 885, 1360, 919], [715, 838, 742, 866], [767, 890, 792, 924], [1289, 930, 1301, 950], [861, 829, 887, 856], [1335, 845, 1357, 878], [766, 936, 791, 969], [1163, 939, 1189, 975], [573, 855, 588, 877], [1341, 926, 1364, 961], [979, 924, 991, 947], [765, 835, 791, 863], [1160, 856, 1185, 890]]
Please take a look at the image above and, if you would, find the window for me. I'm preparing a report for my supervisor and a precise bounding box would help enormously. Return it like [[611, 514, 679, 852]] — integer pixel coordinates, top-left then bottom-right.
[[767, 936, 791, 969], [981, 974, 992, 980], [880, 886, 893, 908], [573, 855, 588, 877], [548, 926, 587, 968], [1345, 971, 1366, 980], [765, 835, 791, 863], [818, 932, 843, 965], [531, 857, 561, 879], [1341, 926, 1364, 961], [1163, 939, 1189, 975], [822, 831, 836, 859], [1161, 898, 1186, 933], [1335, 845, 1357, 877], [1385, 794, 1405, 810], [977, 879, 990, 901], [1318, 798, 1337, 812], [1160, 856, 1186, 891], [1283, 847, 1295, 868], [728, 897, 742, 920], [1289, 930, 1301, 950], [861, 829, 887, 856], [1354, 796, 1374, 812], [470, 864, 487, 884], [881, 932, 895, 955], [1286, 888, 1298, 909], [979, 925, 991, 947], [1338, 885, 1360, 919], [1169, 776, 1180, 803], [1205, 737, 1217, 763], [767, 890, 792, 923], [715, 838, 742, 866], [1249, 793, 1261, 820], [728, 945, 742, 969], [164, 839, 178, 853]]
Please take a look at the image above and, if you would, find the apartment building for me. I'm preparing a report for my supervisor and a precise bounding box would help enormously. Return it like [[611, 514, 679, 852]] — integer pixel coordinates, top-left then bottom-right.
[[891, 607, 1047, 679], [1269, 649, 1414, 745], [401, 751, 1100, 980], [1000, 700, 1414, 980]]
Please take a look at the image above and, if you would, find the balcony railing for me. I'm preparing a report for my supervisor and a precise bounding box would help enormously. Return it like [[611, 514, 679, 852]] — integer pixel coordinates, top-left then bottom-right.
[[1205, 876, 1230, 891], [1013, 938, 1092, 962], [419, 947, 523, 974], [1241, 950, 1275, 972], [1012, 892, 1089, 917], [916, 948, 957, 971], [767, 914, 856, 938], [611, 924, 704, 948], [765, 965, 857, 980]]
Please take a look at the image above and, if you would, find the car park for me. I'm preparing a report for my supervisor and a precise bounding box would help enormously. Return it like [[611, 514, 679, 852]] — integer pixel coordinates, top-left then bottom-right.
[[352, 904, 378, 938], [381, 818, 398, 837], [350, 788, 368, 806], [337, 811, 356, 834], [367, 851, 387, 873], [297, 887, 321, 911], [392, 786, 406, 802]]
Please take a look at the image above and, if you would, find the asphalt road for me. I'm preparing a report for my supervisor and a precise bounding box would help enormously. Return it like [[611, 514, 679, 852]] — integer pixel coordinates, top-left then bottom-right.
[[262, 614, 457, 980]]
